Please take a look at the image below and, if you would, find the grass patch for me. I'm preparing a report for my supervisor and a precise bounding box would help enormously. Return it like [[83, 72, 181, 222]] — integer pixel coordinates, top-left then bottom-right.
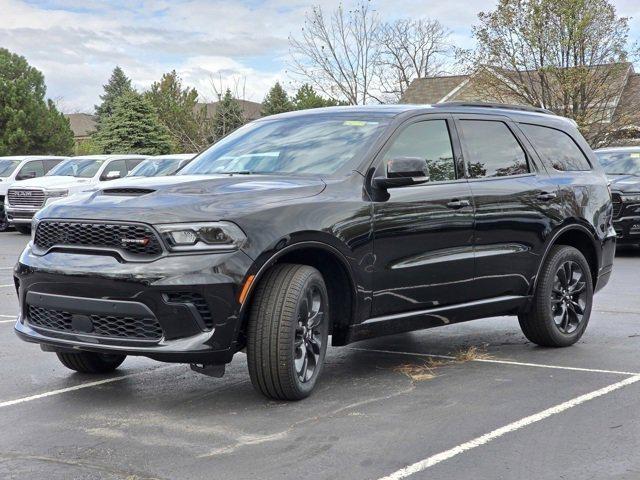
[[395, 362, 437, 382], [453, 345, 492, 363]]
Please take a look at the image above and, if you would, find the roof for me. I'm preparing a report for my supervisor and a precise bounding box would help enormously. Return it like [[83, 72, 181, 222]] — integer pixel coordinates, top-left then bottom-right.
[[400, 74, 470, 104], [69, 155, 148, 160], [64, 113, 97, 138], [0, 156, 68, 161], [197, 100, 263, 121], [146, 154, 197, 160]]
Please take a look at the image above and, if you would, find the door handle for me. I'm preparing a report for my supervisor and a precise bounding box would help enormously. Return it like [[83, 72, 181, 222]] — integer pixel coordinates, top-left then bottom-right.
[[537, 192, 557, 201], [446, 199, 470, 209]]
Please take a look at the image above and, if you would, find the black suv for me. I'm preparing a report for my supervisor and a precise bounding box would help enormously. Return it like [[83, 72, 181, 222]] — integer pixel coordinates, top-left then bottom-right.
[[14, 103, 615, 400], [595, 147, 640, 247]]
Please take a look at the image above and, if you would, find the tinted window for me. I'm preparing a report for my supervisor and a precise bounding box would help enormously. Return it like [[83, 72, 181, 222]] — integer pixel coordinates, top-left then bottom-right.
[[43, 159, 63, 173], [101, 159, 127, 180], [383, 120, 456, 182], [17, 160, 45, 180], [520, 124, 591, 171], [594, 151, 640, 175], [180, 116, 389, 176], [126, 158, 144, 171], [459, 120, 528, 178]]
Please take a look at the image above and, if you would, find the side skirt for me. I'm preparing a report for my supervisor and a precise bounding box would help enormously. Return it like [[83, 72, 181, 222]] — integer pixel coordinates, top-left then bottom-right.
[[347, 295, 530, 343]]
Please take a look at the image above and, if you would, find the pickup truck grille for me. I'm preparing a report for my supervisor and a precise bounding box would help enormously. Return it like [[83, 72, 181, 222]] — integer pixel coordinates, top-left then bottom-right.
[[34, 221, 163, 257], [8, 189, 45, 208]]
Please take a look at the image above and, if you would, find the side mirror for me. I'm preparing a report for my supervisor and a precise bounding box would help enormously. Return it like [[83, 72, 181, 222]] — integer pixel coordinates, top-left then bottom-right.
[[17, 171, 37, 181], [104, 171, 122, 180], [373, 157, 430, 189]]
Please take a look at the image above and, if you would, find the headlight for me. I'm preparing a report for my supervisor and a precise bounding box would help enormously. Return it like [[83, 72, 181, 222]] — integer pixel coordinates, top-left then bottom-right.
[[156, 222, 247, 252], [622, 193, 640, 203], [46, 189, 68, 198]]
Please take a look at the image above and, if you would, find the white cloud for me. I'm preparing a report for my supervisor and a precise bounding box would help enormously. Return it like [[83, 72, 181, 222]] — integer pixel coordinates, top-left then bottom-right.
[[1, 0, 637, 112]]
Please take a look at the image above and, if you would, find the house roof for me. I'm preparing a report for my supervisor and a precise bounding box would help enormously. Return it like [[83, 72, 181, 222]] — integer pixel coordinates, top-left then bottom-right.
[[197, 100, 263, 121], [400, 74, 470, 104], [64, 113, 98, 138]]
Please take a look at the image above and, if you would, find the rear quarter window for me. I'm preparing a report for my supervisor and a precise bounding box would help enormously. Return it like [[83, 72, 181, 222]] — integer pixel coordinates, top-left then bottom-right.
[[520, 123, 591, 171]]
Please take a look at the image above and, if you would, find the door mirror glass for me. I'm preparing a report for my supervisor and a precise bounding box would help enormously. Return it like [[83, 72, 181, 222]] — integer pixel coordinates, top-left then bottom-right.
[[374, 157, 430, 189], [17, 171, 37, 180], [104, 170, 122, 180]]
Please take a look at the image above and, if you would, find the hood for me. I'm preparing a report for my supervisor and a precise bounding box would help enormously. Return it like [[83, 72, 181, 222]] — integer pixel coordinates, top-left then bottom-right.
[[38, 174, 326, 224], [607, 174, 640, 194], [10, 176, 94, 191]]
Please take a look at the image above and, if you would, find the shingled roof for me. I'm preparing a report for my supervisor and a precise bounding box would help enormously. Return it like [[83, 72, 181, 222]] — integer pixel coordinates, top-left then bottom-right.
[[64, 113, 97, 139]]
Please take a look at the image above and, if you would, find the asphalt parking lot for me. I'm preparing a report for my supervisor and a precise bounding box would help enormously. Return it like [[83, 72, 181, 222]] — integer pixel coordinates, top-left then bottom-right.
[[1, 232, 639, 480]]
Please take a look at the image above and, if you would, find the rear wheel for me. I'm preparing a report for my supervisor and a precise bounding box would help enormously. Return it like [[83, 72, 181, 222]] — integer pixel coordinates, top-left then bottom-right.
[[56, 352, 126, 373], [247, 264, 329, 401], [519, 245, 593, 347], [14, 225, 31, 235]]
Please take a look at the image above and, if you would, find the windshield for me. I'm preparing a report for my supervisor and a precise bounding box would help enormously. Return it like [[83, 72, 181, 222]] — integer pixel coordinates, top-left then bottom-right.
[[0, 160, 21, 177], [179, 116, 388, 176], [48, 159, 104, 178], [596, 151, 640, 176], [129, 158, 183, 177]]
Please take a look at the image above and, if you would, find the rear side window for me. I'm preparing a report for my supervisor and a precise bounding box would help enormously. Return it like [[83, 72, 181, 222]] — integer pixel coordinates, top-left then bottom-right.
[[458, 120, 529, 178], [383, 120, 457, 182], [520, 124, 591, 171]]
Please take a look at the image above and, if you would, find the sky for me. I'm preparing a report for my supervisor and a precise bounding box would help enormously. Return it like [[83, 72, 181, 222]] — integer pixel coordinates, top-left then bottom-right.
[[1, 0, 639, 113]]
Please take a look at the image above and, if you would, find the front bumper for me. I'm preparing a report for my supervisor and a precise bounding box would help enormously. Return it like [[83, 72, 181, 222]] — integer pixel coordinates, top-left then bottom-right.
[[14, 246, 253, 364], [6, 206, 37, 224], [613, 216, 640, 245]]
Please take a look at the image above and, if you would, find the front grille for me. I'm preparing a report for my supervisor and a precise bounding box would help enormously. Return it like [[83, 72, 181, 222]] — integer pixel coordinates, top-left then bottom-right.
[[8, 189, 45, 208], [27, 305, 163, 340], [9, 211, 34, 219], [612, 193, 623, 219], [34, 221, 163, 257], [165, 292, 213, 330]]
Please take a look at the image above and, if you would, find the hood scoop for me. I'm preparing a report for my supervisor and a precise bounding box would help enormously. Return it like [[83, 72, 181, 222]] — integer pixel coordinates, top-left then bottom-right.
[[101, 188, 156, 197]]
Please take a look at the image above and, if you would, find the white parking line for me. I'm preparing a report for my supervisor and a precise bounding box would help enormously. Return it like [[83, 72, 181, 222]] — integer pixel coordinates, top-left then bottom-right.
[[0, 319, 14, 324], [0, 284, 14, 288], [377, 374, 640, 480], [347, 347, 640, 376], [0, 365, 176, 409]]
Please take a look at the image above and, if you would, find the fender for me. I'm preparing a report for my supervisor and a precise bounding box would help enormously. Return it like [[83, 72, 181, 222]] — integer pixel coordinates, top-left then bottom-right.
[[237, 239, 359, 321], [528, 222, 600, 297]]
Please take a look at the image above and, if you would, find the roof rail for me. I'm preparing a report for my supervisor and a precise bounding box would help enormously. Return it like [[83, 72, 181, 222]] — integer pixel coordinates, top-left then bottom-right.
[[433, 102, 555, 116]]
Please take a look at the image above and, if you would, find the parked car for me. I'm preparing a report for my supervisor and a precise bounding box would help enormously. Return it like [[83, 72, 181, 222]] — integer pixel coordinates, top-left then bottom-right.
[[594, 147, 640, 247], [127, 154, 196, 177], [14, 104, 615, 400], [0, 156, 66, 232], [5, 154, 146, 234]]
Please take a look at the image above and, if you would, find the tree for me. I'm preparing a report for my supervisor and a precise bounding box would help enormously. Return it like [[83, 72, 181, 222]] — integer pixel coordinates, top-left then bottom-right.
[[471, 0, 632, 145], [377, 19, 451, 101], [261, 82, 294, 116], [212, 89, 245, 140], [289, 2, 381, 105], [94, 91, 172, 155], [292, 83, 345, 110], [0, 48, 73, 155], [95, 66, 133, 125], [145, 70, 211, 152]]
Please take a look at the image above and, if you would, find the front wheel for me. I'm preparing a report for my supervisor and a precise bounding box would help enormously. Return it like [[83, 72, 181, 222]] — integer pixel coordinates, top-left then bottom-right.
[[56, 352, 126, 373], [247, 264, 329, 401], [519, 245, 593, 347], [14, 225, 31, 235], [0, 204, 9, 232]]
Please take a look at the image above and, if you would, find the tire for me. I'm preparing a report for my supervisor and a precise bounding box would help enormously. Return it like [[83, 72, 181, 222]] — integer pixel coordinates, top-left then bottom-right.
[[247, 264, 329, 401], [56, 352, 126, 373], [0, 204, 9, 232], [519, 245, 593, 347], [14, 225, 31, 235]]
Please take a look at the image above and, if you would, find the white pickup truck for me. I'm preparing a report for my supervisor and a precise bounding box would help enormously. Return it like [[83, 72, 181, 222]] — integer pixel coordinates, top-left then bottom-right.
[[5, 154, 146, 233], [0, 156, 67, 232]]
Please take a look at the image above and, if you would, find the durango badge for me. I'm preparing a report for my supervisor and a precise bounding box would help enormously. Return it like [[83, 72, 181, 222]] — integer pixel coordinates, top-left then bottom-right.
[[121, 237, 150, 247]]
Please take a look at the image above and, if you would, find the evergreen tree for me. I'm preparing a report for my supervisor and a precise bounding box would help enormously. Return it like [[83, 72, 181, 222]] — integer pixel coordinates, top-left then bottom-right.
[[261, 81, 293, 116], [145, 70, 210, 152], [212, 89, 245, 140], [95, 66, 133, 124], [0, 48, 73, 155], [94, 91, 172, 155], [292, 83, 344, 110]]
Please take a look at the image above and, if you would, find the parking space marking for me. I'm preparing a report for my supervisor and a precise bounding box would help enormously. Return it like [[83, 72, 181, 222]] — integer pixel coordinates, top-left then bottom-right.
[[378, 374, 640, 480], [347, 347, 640, 376], [0, 284, 14, 288], [0, 319, 15, 324], [0, 366, 176, 409]]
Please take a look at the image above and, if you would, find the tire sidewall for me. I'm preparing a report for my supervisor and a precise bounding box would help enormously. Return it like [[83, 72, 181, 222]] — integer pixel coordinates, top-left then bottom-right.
[[539, 247, 594, 346]]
